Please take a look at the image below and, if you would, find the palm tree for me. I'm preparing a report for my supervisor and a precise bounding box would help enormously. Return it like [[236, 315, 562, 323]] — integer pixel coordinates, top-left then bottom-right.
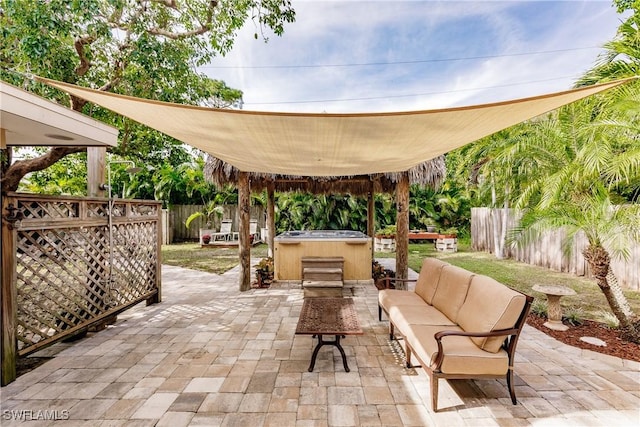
[[455, 125, 533, 257], [512, 95, 640, 341], [576, 9, 640, 86]]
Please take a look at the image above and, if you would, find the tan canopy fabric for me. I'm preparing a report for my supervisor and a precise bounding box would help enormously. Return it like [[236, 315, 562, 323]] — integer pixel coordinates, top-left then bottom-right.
[[38, 77, 633, 177]]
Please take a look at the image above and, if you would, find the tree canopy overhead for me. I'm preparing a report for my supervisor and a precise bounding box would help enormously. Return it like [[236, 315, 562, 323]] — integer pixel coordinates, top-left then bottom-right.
[[0, 0, 295, 191]]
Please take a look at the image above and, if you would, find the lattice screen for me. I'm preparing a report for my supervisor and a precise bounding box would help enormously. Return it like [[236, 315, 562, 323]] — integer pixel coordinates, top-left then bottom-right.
[[8, 195, 161, 355]]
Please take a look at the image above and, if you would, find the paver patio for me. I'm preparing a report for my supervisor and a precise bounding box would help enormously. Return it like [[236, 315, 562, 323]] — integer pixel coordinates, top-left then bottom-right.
[[1, 263, 638, 426]]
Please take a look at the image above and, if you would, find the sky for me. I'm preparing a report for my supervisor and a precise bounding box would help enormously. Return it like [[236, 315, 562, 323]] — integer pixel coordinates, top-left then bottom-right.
[[201, 1, 626, 113]]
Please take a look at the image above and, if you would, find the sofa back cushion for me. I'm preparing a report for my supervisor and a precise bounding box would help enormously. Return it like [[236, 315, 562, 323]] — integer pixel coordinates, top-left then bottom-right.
[[430, 265, 474, 323], [456, 275, 527, 353], [414, 258, 448, 304]]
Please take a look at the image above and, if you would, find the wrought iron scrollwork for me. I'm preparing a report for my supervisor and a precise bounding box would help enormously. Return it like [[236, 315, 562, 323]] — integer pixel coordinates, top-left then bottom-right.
[[3, 203, 24, 228]]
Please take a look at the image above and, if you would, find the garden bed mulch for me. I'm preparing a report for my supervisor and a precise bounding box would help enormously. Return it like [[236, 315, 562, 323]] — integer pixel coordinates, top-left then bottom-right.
[[526, 314, 640, 362]]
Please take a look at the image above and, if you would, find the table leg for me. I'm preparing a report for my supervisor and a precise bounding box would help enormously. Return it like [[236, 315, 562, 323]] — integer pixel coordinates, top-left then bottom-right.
[[308, 335, 350, 372]]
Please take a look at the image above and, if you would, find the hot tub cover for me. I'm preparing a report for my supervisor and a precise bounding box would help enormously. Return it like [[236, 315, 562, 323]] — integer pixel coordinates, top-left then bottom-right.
[[37, 77, 634, 177]]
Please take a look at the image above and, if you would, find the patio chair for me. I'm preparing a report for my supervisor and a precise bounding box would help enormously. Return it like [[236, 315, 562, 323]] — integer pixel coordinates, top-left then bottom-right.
[[250, 220, 260, 243], [211, 219, 232, 241]]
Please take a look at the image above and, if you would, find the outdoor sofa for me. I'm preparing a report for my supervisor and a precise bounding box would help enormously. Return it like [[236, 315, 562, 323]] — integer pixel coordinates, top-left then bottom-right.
[[378, 258, 533, 412]]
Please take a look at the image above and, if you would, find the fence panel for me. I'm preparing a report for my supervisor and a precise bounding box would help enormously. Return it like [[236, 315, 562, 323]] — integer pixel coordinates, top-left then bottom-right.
[[2, 193, 161, 384], [169, 205, 266, 243], [471, 207, 639, 291]]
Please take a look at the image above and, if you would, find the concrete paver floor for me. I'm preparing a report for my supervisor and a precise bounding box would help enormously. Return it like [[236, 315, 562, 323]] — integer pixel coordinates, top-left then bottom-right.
[[1, 264, 638, 426]]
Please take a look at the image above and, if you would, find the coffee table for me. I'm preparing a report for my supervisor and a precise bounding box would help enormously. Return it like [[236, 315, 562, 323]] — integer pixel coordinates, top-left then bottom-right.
[[295, 297, 363, 372]]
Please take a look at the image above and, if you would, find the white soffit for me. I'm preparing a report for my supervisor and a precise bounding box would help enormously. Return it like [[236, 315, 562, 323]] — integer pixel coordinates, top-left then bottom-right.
[[0, 81, 118, 149], [37, 76, 634, 176]]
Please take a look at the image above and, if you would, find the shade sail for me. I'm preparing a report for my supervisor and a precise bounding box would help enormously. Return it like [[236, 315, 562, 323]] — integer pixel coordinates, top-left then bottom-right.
[[37, 77, 634, 177]]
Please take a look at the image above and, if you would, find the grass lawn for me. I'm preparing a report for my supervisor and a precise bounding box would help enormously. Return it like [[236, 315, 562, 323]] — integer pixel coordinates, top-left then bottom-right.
[[377, 239, 640, 324], [161, 242, 269, 275], [162, 240, 639, 325]]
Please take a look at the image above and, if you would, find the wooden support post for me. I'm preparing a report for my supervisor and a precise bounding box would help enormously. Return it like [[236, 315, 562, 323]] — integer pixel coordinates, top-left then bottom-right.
[[238, 171, 251, 292], [87, 147, 106, 197], [1, 195, 17, 385], [395, 172, 410, 285], [367, 180, 375, 260], [266, 181, 276, 258], [148, 203, 162, 305]]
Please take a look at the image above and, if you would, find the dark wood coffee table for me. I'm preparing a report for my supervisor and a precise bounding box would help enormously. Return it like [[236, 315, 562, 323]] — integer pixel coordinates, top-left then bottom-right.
[[295, 297, 363, 372]]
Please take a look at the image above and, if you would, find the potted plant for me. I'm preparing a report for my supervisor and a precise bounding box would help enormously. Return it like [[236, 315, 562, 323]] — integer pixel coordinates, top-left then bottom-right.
[[372, 260, 396, 290], [374, 224, 397, 252], [438, 227, 458, 238], [375, 224, 397, 238], [254, 257, 274, 288], [185, 201, 224, 244], [423, 218, 438, 233]]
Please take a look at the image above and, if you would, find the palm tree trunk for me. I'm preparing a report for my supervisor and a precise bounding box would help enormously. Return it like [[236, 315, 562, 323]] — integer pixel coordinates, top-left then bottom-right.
[[583, 245, 639, 342]]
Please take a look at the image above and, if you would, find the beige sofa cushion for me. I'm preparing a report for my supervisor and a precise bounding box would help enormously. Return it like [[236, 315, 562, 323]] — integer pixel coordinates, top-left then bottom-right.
[[456, 275, 527, 353], [430, 265, 474, 323], [414, 258, 448, 304], [388, 304, 456, 333], [405, 324, 509, 375], [378, 289, 425, 315]]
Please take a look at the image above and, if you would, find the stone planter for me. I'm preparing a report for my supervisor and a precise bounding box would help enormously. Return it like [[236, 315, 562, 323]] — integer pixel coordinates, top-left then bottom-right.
[[374, 236, 396, 252]]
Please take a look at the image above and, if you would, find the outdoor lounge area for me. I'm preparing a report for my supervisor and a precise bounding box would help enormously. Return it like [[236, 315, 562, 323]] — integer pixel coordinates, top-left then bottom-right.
[[1, 261, 638, 426]]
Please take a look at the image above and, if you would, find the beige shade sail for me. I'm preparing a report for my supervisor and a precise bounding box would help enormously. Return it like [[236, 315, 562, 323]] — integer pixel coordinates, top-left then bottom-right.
[[37, 77, 634, 177]]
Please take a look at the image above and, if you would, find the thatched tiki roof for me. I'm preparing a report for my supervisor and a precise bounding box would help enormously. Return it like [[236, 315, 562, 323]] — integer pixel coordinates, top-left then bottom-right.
[[203, 156, 446, 195], [204, 155, 446, 290]]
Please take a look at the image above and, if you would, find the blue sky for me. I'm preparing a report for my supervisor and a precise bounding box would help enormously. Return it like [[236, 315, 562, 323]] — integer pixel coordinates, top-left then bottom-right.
[[201, 1, 626, 113]]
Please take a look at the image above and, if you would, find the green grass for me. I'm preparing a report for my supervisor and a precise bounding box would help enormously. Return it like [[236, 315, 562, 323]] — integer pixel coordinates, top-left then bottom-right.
[[161, 243, 268, 275], [163, 240, 639, 324], [384, 240, 640, 324]]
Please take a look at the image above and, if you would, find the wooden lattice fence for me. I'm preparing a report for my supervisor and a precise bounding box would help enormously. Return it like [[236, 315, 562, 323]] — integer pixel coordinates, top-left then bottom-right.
[[1, 193, 162, 385]]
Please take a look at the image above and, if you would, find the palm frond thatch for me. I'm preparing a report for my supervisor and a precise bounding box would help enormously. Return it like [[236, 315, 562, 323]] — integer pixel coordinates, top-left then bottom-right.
[[204, 156, 446, 196]]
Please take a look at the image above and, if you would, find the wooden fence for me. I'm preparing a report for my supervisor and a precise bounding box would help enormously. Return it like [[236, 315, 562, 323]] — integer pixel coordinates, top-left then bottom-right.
[[471, 207, 640, 291], [1, 193, 162, 385], [163, 204, 266, 244]]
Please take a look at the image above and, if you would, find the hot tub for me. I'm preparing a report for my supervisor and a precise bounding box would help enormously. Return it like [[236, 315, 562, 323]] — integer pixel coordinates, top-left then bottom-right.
[[274, 230, 372, 281]]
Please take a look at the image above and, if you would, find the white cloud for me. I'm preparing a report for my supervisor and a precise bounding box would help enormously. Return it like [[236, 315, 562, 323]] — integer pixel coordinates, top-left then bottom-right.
[[201, 1, 626, 113]]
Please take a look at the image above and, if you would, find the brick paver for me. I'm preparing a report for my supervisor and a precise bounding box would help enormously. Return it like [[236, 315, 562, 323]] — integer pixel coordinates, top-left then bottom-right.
[[1, 263, 638, 426]]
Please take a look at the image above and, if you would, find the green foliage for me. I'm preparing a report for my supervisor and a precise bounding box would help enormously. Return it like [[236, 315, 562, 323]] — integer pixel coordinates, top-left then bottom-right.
[[563, 307, 585, 327], [271, 186, 469, 236], [151, 156, 235, 206], [530, 299, 548, 318], [0, 0, 295, 191], [613, 0, 639, 13], [185, 201, 224, 229], [599, 311, 621, 328], [275, 193, 370, 233], [254, 257, 274, 286], [18, 151, 88, 195], [376, 224, 397, 237]]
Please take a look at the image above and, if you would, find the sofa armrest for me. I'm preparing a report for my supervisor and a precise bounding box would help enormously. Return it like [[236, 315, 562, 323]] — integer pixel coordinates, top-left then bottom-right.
[[378, 277, 417, 290], [431, 328, 520, 370]]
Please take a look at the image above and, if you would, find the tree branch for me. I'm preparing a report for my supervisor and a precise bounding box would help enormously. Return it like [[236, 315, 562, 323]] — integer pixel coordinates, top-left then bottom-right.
[[147, 0, 216, 40], [74, 34, 96, 76], [1, 147, 86, 192]]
